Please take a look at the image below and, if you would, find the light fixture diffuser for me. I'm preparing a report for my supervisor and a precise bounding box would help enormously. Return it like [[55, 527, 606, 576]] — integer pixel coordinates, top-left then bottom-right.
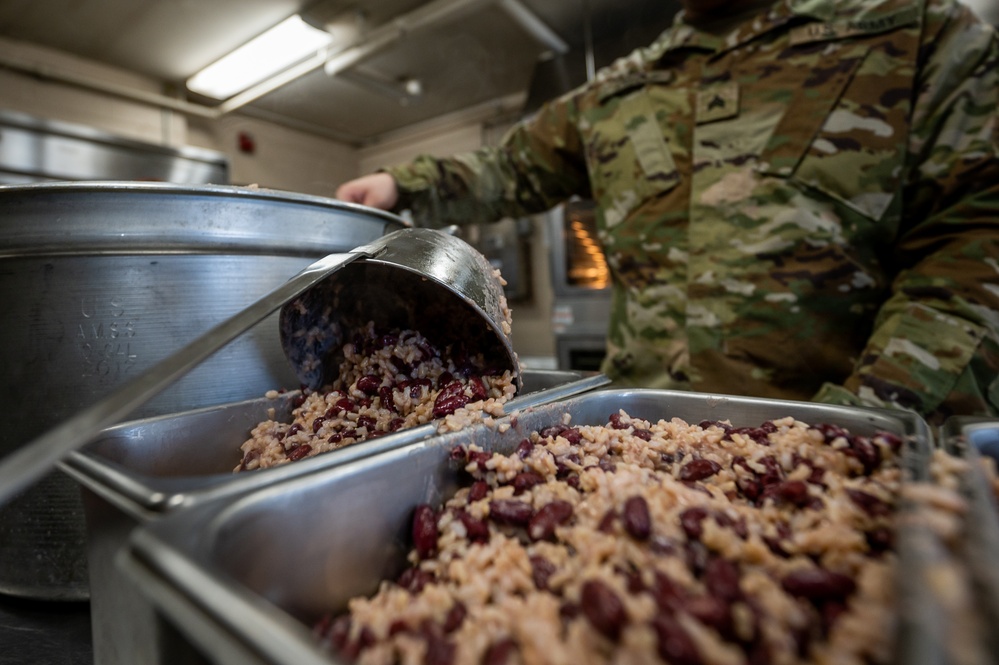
[[186, 15, 333, 100]]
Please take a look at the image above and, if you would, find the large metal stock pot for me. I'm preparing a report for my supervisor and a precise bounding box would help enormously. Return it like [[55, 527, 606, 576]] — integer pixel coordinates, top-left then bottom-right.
[[0, 181, 407, 600]]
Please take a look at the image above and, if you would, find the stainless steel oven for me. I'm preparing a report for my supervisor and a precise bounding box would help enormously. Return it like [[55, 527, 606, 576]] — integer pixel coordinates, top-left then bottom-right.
[[547, 199, 612, 372]]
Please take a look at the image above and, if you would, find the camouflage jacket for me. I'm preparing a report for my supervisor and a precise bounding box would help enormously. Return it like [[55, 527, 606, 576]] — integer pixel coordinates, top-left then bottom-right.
[[387, 0, 999, 424]]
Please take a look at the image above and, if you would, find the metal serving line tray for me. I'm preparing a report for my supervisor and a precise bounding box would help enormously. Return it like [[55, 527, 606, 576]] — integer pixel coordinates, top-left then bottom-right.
[[59, 369, 608, 665], [115, 389, 953, 665]]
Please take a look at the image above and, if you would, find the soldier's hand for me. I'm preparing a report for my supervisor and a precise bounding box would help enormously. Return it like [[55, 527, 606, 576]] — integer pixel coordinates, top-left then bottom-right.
[[335, 173, 399, 210]]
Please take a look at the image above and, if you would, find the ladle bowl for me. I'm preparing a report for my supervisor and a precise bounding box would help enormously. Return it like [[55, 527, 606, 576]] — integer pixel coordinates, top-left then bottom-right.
[[280, 227, 521, 391]]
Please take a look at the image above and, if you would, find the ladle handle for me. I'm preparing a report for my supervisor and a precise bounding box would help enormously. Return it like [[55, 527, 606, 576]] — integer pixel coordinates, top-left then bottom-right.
[[0, 250, 370, 506]]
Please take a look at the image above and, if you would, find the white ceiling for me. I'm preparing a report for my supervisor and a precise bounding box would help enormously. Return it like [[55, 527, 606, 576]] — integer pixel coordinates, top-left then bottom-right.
[[0, 0, 681, 145]]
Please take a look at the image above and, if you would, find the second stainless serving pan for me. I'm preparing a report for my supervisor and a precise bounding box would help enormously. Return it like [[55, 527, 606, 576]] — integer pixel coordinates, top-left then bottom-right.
[[121, 389, 938, 665], [60, 369, 607, 665], [936, 417, 999, 656]]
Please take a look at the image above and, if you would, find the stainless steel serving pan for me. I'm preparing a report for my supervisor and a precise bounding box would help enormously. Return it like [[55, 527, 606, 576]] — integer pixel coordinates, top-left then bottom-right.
[[60, 369, 608, 665], [0, 181, 408, 601], [937, 417, 999, 656], [120, 389, 940, 665]]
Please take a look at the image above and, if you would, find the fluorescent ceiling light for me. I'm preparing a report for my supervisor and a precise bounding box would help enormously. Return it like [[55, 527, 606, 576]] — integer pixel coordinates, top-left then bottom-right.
[[187, 15, 333, 100]]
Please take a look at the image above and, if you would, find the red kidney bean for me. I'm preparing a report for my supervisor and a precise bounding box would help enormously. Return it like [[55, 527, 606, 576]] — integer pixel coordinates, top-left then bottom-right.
[[286, 423, 303, 437], [763, 535, 790, 558], [375, 333, 399, 349], [776, 480, 811, 508], [781, 568, 856, 601], [679, 506, 708, 541], [388, 619, 409, 636], [705, 557, 741, 602], [489, 499, 534, 526], [715, 512, 749, 539], [310, 417, 325, 434], [849, 436, 881, 474], [468, 376, 488, 401], [679, 459, 721, 482], [865, 526, 893, 555], [408, 377, 432, 399], [539, 425, 571, 441], [737, 477, 763, 502], [555, 454, 579, 479], [436, 371, 454, 389], [511, 471, 545, 494], [581, 580, 627, 640], [467, 450, 492, 467], [327, 433, 343, 444], [650, 571, 686, 611], [356, 374, 381, 395], [323, 614, 352, 651], [515, 439, 534, 458], [597, 457, 617, 473], [728, 424, 774, 446], [396, 566, 434, 594], [633, 428, 653, 441], [455, 509, 490, 543], [238, 449, 260, 471], [685, 595, 731, 635], [433, 380, 471, 418], [757, 456, 784, 486], [528, 500, 573, 541], [698, 420, 733, 435], [482, 638, 518, 665], [356, 415, 376, 430], [442, 602, 466, 633], [286, 444, 312, 461], [685, 542, 710, 577], [622, 496, 652, 540], [312, 612, 333, 640], [389, 417, 405, 432], [389, 358, 413, 377], [620, 567, 645, 593], [468, 480, 489, 502], [530, 555, 557, 590], [875, 431, 903, 452], [412, 504, 438, 559], [846, 488, 892, 516], [651, 614, 702, 665], [813, 423, 850, 444], [608, 413, 629, 430], [559, 602, 581, 620], [423, 632, 455, 665], [598, 509, 617, 533], [378, 386, 398, 413], [747, 638, 773, 665], [335, 397, 356, 413]]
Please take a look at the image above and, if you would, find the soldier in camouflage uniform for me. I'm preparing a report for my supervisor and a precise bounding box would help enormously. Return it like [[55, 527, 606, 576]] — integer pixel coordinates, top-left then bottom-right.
[[337, 0, 999, 425]]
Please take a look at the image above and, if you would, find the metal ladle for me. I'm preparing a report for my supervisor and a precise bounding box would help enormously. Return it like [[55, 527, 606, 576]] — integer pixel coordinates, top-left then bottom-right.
[[0, 227, 520, 506], [280, 226, 520, 391]]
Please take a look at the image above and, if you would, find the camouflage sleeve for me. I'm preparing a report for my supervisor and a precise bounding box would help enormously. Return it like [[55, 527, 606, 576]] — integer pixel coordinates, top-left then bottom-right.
[[384, 91, 590, 227], [814, 0, 999, 422]]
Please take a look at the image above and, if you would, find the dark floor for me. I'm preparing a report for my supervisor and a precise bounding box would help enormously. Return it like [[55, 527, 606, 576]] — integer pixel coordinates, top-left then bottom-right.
[[0, 597, 92, 664]]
